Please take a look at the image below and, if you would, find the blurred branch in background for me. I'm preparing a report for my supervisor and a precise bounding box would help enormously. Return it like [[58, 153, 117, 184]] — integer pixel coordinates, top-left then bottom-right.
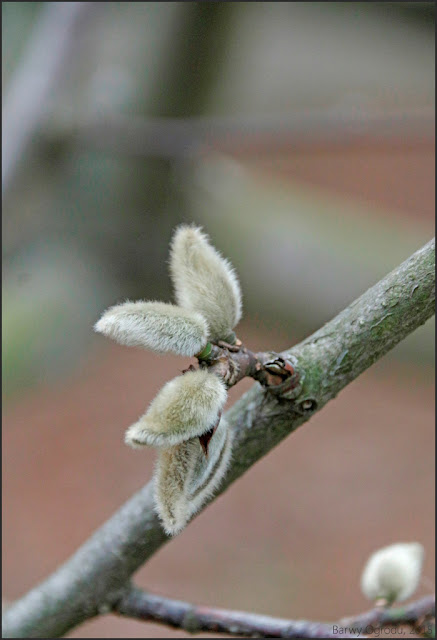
[[42, 106, 435, 159], [2, 2, 97, 197]]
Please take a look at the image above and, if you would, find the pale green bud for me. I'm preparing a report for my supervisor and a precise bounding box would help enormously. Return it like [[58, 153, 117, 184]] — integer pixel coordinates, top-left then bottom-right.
[[169, 225, 242, 343], [124, 369, 227, 448], [94, 300, 208, 357], [360, 542, 424, 604], [154, 417, 233, 535]]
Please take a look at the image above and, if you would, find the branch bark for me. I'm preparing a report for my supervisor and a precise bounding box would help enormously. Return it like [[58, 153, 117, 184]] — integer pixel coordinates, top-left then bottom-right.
[[113, 587, 435, 639], [2, 239, 434, 638]]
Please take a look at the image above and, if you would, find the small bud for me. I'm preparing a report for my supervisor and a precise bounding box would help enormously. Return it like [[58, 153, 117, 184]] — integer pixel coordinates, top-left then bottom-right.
[[124, 369, 227, 448], [360, 542, 424, 604], [154, 417, 233, 535], [94, 300, 208, 357], [169, 225, 242, 343]]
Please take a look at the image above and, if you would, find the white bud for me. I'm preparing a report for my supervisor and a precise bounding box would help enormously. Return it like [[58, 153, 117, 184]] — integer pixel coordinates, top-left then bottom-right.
[[154, 417, 233, 535], [124, 369, 227, 448], [360, 542, 424, 604], [169, 225, 242, 343], [94, 300, 208, 357]]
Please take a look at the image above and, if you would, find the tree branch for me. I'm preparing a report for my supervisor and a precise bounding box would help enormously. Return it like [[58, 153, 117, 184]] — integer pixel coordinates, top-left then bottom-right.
[[113, 586, 351, 638], [113, 587, 435, 639], [2, 239, 434, 638]]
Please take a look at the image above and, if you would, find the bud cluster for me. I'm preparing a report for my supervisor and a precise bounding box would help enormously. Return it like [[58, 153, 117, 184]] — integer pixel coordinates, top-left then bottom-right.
[[95, 225, 242, 534]]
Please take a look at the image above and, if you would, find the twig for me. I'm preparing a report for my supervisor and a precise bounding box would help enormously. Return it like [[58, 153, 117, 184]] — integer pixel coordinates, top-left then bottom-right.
[[113, 587, 435, 639], [2, 2, 96, 196], [199, 343, 299, 392], [113, 586, 353, 638], [2, 239, 434, 638]]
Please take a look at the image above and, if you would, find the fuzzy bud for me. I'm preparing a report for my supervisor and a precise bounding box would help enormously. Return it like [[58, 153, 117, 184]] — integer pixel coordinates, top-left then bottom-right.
[[360, 542, 424, 604], [94, 300, 208, 357], [169, 225, 242, 343], [124, 369, 227, 448], [154, 417, 233, 535]]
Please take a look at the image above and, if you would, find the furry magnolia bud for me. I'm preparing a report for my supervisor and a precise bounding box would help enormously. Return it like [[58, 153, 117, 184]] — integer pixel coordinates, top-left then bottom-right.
[[154, 417, 233, 535], [124, 369, 227, 448], [169, 225, 242, 343], [360, 542, 424, 604], [94, 301, 208, 357]]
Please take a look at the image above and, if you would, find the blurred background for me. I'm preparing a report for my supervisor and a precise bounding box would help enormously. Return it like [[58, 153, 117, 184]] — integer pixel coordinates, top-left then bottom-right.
[[2, 2, 435, 637]]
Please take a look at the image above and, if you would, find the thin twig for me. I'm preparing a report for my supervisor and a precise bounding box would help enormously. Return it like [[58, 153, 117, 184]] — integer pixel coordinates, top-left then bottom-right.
[[113, 586, 350, 638], [2, 239, 434, 639], [113, 587, 435, 639]]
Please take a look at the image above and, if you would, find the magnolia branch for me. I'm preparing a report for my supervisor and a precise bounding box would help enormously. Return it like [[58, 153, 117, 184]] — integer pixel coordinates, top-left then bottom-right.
[[2, 239, 434, 639], [113, 588, 435, 639], [113, 586, 348, 639]]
